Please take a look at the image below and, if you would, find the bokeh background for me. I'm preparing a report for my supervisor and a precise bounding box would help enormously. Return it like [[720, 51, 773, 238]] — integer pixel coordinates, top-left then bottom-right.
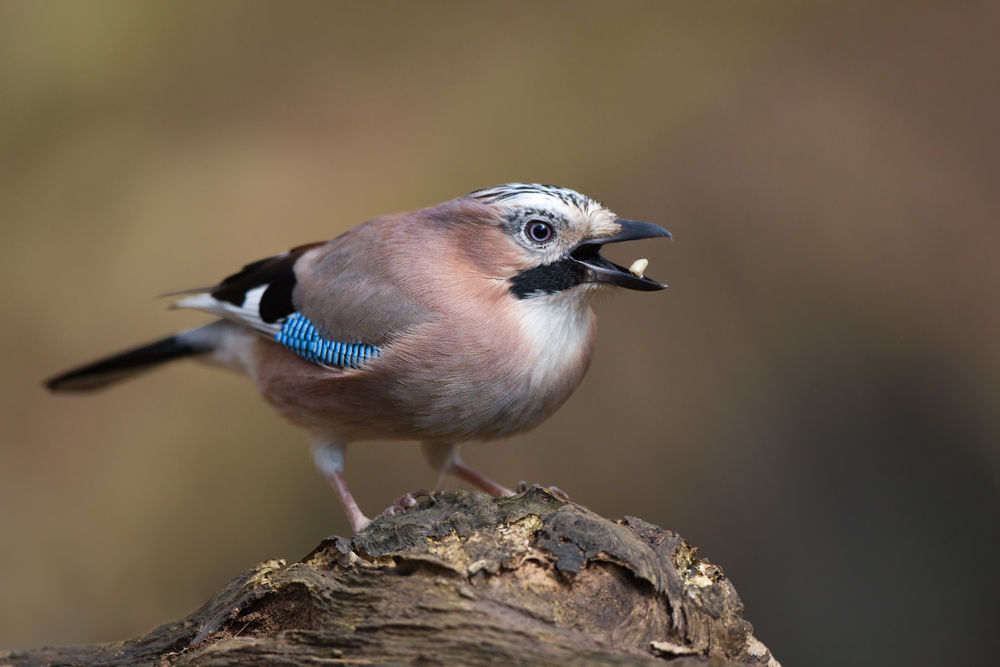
[[2, 2, 999, 665]]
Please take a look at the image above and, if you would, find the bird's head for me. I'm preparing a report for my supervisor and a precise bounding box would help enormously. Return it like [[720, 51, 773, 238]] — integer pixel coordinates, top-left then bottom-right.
[[464, 183, 672, 300]]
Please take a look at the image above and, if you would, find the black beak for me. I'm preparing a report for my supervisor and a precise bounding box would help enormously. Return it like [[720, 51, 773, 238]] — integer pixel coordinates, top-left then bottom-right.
[[569, 219, 672, 291]]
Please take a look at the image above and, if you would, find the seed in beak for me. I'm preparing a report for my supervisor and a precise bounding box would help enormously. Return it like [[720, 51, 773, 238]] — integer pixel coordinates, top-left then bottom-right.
[[629, 259, 649, 278]]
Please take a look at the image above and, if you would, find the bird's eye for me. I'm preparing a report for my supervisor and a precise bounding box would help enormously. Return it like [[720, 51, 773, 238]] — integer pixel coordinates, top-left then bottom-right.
[[525, 220, 555, 245]]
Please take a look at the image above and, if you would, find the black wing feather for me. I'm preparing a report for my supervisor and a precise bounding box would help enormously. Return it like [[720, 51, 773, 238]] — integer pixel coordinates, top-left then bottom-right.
[[209, 242, 324, 323]]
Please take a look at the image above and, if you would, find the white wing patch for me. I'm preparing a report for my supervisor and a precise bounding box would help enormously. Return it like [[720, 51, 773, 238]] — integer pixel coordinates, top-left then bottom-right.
[[173, 286, 282, 336]]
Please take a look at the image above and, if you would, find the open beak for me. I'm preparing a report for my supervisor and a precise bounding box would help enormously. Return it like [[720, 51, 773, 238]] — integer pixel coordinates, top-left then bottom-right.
[[569, 219, 672, 291]]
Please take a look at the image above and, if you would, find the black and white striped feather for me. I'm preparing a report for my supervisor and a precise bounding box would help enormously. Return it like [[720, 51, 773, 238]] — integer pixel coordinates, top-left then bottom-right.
[[468, 183, 596, 210], [174, 242, 322, 336]]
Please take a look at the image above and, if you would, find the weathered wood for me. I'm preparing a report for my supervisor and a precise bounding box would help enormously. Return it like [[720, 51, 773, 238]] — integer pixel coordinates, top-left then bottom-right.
[[3, 488, 779, 667]]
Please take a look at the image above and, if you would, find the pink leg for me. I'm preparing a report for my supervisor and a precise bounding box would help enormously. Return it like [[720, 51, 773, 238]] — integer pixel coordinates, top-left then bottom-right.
[[312, 438, 371, 533], [328, 470, 371, 533], [451, 460, 514, 497], [421, 441, 514, 498]]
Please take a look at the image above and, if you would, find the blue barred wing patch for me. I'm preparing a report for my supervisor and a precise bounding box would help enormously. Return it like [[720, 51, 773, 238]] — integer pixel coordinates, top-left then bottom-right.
[[276, 313, 381, 369]]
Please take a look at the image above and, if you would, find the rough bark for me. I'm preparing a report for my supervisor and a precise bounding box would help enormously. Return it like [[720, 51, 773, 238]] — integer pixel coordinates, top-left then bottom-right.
[[3, 488, 779, 667]]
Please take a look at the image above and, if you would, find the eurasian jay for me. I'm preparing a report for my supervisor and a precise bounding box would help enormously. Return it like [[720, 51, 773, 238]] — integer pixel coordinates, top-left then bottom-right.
[[46, 184, 671, 532]]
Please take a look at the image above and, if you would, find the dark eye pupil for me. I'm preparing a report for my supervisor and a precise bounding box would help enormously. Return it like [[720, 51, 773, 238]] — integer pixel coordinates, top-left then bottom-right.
[[527, 221, 553, 243]]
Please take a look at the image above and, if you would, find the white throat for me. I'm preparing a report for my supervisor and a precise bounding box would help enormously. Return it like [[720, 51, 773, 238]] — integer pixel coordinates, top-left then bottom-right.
[[514, 288, 595, 387]]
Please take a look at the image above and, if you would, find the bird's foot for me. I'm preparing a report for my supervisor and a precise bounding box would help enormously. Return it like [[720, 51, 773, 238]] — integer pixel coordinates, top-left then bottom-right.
[[377, 489, 435, 519], [516, 481, 570, 501]]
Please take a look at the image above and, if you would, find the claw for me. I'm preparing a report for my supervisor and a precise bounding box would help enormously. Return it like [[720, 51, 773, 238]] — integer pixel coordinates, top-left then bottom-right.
[[376, 489, 435, 520], [547, 486, 570, 501], [514, 481, 570, 501]]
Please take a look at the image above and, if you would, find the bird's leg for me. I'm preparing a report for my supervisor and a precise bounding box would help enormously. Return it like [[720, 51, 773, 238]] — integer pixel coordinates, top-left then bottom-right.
[[421, 441, 514, 497], [311, 438, 371, 533], [452, 461, 515, 497]]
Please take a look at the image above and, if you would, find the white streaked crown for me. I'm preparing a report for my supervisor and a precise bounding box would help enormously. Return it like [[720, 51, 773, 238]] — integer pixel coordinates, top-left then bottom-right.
[[468, 183, 621, 240]]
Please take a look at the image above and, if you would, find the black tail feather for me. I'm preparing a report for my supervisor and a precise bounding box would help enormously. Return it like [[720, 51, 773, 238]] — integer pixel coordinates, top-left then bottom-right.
[[46, 335, 210, 392]]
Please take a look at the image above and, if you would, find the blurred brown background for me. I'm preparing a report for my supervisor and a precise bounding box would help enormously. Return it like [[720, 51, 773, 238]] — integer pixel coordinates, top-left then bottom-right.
[[2, 2, 999, 665]]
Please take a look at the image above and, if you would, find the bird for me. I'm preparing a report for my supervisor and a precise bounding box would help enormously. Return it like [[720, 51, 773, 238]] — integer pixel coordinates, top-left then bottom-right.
[[46, 183, 672, 532]]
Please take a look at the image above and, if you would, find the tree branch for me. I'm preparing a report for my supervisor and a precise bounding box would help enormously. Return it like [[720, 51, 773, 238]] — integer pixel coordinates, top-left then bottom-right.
[[4, 489, 779, 666]]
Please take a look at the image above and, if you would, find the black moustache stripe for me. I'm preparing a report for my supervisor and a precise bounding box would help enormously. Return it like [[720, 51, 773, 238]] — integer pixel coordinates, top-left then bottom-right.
[[509, 258, 588, 299]]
